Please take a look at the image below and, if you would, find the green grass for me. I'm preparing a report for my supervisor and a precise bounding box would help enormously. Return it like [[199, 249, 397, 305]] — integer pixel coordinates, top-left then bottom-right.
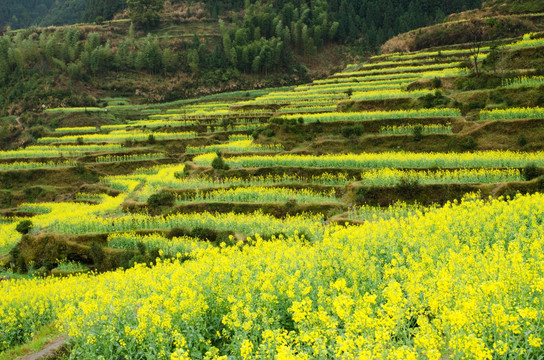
[[0, 323, 63, 360]]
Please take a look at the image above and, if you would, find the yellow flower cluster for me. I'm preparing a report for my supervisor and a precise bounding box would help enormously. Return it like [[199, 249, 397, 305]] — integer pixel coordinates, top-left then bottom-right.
[[0, 144, 123, 159], [480, 106, 544, 120], [186, 140, 284, 154], [1, 193, 543, 358], [37, 130, 197, 144], [183, 186, 338, 204], [194, 151, 544, 169]]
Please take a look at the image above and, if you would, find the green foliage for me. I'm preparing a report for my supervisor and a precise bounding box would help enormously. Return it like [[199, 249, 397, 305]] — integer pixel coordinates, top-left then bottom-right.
[[126, 0, 165, 29], [147, 192, 175, 208], [89, 242, 105, 269], [341, 125, 364, 138], [211, 152, 230, 170], [412, 125, 423, 142], [395, 177, 421, 199], [460, 136, 478, 150], [15, 220, 33, 235], [190, 227, 217, 242], [522, 163, 539, 181], [9, 247, 27, 274], [518, 134, 528, 147]]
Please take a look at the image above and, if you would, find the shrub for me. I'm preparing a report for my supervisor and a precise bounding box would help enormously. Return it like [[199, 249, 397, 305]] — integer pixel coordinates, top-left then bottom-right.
[[89, 242, 105, 270], [518, 134, 528, 147], [355, 187, 369, 203], [412, 125, 423, 142], [284, 198, 298, 214], [211, 155, 230, 170], [148, 134, 156, 144], [522, 163, 539, 181], [263, 128, 275, 137], [460, 136, 477, 150], [341, 125, 364, 138], [15, 220, 33, 235], [9, 247, 28, 273], [147, 192, 175, 208], [167, 227, 189, 239], [190, 227, 217, 242], [432, 77, 442, 89], [396, 177, 421, 199]]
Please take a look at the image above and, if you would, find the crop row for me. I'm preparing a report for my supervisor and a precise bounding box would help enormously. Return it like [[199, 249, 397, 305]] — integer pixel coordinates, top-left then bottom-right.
[[379, 124, 453, 135], [179, 186, 338, 204], [186, 140, 283, 154], [107, 232, 211, 257], [279, 108, 461, 123], [194, 151, 544, 169], [95, 153, 166, 163], [351, 89, 433, 101], [334, 62, 463, 78], [480, 107, 544, 120], [0, 160, 77, 171], [37, 131, 197, 144], [0, 144, 124, 159]]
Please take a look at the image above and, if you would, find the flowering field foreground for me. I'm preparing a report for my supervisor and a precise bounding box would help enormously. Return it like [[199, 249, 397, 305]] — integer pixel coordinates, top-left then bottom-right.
[[1, 193, 544, 359]]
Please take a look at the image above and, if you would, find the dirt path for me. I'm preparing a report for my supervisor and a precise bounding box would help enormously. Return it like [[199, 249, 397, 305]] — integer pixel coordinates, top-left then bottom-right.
[[20, 336, 67, 360]]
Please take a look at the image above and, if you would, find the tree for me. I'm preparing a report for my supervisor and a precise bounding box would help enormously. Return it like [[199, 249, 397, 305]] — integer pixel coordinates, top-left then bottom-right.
[[126, 0, 164, 29]]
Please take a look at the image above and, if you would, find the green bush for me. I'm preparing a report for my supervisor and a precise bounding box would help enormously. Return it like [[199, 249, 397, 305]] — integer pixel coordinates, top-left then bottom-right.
[[412, 125, 423, 142], [395, 178, 421, 199], [190, 227, 217, 242], [147, 192, 175, 208], [89, 242, 105, 270], [263, 128, 275, 137], [341, 125, 364, 138], [522, 163, 540, 181], [518, 134, 528, 147], [460, 136, 477, 150], [212, 155, 230, 170], [167, 227, 189, 239], [15, 220, 33, 235]]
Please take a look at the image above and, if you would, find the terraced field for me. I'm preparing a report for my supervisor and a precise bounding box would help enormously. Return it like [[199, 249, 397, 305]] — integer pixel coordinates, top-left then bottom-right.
[[2, 32, 544, 359]]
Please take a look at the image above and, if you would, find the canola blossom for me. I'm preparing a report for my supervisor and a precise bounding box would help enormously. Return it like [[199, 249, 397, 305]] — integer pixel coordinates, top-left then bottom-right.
[[107, 232, 211, 257], [47, 211, 324, 239], [186, 140, 284, 154], [37, 131, 197, 144], [350, 89, 433, 101], [179, 186, 339, 204], [279, 108, 461, 123], [0, 144, 123, 159], [193, 151, 544, 169], [480, 107, 544, 120], [379, 124, 453, 135], [95, 153, 167, 163], [1, 193, 544, 358], [0, 160, 77, 171]]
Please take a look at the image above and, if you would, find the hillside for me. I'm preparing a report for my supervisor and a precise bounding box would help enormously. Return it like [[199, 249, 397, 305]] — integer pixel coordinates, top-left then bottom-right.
[[0, 0, 490, 125], [2, 0, 544, 359], [381, 0, 544, 52]]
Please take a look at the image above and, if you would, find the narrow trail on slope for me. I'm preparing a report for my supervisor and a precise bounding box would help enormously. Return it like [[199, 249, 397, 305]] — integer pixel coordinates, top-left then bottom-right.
[[19, 336, 67, 360]]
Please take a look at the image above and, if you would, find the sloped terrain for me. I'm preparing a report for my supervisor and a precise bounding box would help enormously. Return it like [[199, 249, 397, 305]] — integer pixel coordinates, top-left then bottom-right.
[[1, 5, 544, 359]]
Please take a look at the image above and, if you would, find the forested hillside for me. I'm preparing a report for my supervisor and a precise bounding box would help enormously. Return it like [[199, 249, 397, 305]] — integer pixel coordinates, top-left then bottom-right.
[[0, 0, 486, 118], [2, 0, 483, 48]]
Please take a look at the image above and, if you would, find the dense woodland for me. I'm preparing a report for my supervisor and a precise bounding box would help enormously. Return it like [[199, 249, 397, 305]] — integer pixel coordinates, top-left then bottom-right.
[[0, 0, 485, 115], [2, 0, 483, 45]]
